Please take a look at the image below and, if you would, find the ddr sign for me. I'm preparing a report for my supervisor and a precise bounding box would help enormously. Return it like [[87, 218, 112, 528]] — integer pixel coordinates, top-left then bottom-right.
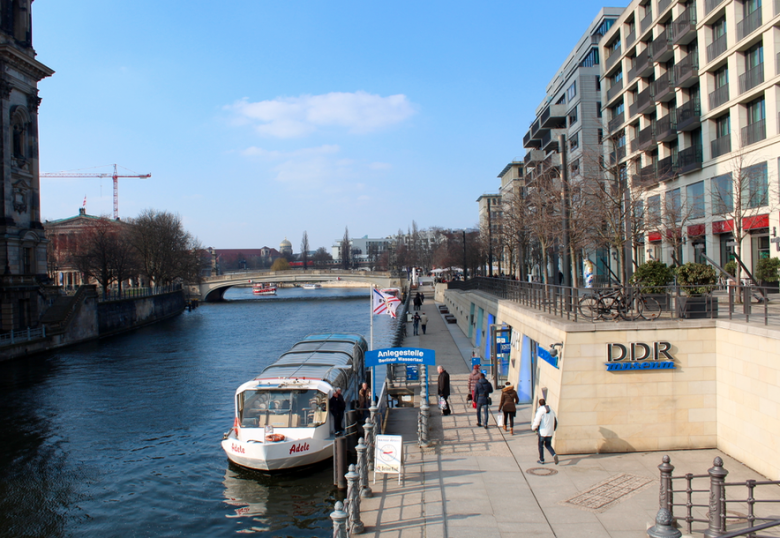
[[605, 341, 676, 371], [365, 347, 436, 367]]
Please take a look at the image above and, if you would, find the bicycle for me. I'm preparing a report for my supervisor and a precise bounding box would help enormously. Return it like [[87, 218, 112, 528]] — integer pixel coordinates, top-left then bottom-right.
[[579, 287, 662, 321]]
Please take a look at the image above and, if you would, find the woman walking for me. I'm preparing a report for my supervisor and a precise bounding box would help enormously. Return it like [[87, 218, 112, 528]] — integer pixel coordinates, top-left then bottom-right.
[[498, 382, 519, 435]]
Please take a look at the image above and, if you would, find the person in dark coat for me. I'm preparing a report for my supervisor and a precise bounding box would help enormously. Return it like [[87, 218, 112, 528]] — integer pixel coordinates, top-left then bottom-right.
[[467, 364, 481, 408], [437, 366, 450, 414], [498, 382, 520, 435], [358, 382, 370, 422], [412, 312, 421, 335], [473, 373, 493, 429], [329, 388, 346, 434]]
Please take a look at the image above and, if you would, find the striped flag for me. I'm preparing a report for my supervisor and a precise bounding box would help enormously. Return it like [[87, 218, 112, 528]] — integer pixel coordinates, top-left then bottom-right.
[[372, 288, 401, 318]]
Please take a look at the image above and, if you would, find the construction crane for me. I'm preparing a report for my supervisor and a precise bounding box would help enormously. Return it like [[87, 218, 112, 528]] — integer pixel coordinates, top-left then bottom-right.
[[41, 164, 152, 219]]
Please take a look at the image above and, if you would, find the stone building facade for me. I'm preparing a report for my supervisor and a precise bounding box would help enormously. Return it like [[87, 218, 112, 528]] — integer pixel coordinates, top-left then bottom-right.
[[0, 0, 54, 331]]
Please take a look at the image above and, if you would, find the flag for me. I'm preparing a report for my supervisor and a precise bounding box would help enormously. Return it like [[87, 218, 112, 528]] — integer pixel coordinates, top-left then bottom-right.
[[83, 195, 87, 208], [372, 288, 401, 318]]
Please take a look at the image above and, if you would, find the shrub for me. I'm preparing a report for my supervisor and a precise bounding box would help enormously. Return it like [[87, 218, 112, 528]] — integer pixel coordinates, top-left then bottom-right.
[[756, 257, 780, 283], [675, 263, 718, 296], [629, 261, 674, 293], [723, 260, 738, 277]]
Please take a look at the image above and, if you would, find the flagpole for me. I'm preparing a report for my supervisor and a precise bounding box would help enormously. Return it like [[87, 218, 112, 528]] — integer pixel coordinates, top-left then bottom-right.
[[370, 286, 375, 405]]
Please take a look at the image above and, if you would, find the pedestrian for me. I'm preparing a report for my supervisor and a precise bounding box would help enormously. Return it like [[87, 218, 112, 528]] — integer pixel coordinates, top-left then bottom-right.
[[329, 388, 346, 434], [358, 382, 370, 422], [412, 312, 420, 335], [413, 295, 421, 311], [473, 373, 493, 429], [467, 364, 481, 409], [419, 292, 425, 305], [437, 365, 450, 415], [499, 382, 519, 435], [420, 312, 429, 334], [532, 398, 558, 465]]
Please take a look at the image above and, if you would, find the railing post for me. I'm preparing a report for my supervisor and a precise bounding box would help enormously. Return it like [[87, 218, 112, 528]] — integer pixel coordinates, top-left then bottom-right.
[[345, 464, 364, 534], [363, 420, 374, 472], [330, 501, 348, 538], [647, 508, 682, 538], [659, 455, 675, 514], [704, 457, 728, 537], [356, 437, 372, 498], [419, 398, 429, 447]]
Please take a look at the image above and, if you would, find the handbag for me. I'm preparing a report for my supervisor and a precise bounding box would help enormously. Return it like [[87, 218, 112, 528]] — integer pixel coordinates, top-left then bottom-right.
[[487, 397, 492, 405]]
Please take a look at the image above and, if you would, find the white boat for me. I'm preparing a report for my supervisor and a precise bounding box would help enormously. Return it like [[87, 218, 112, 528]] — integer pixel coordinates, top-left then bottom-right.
[[221, 333, 367, 471], [301, 283, 321, 290], [253, 283, 277, 296]]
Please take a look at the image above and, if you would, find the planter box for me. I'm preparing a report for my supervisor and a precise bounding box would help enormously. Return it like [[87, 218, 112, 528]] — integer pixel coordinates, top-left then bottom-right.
[[644, 293, 672, 311], [758, 281, 780, 294], [676, 296, 718, 319]]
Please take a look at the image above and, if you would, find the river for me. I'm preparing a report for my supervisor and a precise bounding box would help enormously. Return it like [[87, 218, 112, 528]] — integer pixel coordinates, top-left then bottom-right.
[[0, 287, 397, 537]]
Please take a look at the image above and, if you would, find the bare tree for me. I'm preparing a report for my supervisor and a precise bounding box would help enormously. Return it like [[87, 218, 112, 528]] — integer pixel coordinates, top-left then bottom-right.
[[72, 217, 138, 298], [340, 227, 351, 270], [132, 209, 201, 286], [312, 247, 332, 268], [300, 231, 310, 271]]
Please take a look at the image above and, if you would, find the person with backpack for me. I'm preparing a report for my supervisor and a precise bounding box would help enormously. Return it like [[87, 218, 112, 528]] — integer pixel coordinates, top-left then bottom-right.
[[531, 398, 558, 465], [473, 373, 493, 429]]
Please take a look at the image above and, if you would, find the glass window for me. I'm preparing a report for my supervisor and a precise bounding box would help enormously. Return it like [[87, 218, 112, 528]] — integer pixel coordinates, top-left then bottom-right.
[[239, 389, 328, 428], [567, 81, 577, 101], [687, 181, 705, 218], [713, 17, 726, 38], [711, 173, 733, 214], [716, 114, 730, 136], [744, 0, 761, 16], [742, 161, 768, 209], [667, 188, 682, 222], [648, 194, 661, 221], [570, 132, 580, 150], [611, 70, 623, 85], [614, 102, 625, 116], [714, 65, 728, 88], [747, 97, 765, 123], [597, 102, 602, 117], [746, 42, 763, 68], [569, 105, 578, 125]]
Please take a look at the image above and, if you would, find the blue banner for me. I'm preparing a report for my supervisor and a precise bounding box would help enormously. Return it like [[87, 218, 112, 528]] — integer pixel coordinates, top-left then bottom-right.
[[538, 346, 558, 368], [366, 347, 436, 366]]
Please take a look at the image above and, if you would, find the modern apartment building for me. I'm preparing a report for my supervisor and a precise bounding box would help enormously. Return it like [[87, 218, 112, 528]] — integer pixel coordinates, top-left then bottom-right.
[[600, 0, 780, 273]]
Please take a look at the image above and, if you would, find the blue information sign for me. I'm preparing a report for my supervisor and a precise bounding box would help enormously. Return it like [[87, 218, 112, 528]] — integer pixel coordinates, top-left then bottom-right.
[[471, 356, 480, 367], [498, 343, 511, 354], [406, 366, 419, 380], [365, 347, 436, 367]]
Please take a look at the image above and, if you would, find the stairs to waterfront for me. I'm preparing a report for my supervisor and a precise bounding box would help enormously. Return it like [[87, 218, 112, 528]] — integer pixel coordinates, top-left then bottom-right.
[[40, 286, 97, 333]]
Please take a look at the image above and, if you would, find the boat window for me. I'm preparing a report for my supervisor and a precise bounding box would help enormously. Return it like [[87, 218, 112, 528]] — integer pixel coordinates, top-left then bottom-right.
[[239, 390, 327, 428]]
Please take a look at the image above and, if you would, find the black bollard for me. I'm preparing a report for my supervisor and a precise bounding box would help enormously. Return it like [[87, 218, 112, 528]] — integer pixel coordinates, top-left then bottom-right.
[[345, 410, 359, 458], [334, 436, 347, 489]]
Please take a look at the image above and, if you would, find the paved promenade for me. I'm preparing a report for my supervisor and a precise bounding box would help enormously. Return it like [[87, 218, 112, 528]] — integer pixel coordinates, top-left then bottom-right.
[[358, 288, 776, 538]]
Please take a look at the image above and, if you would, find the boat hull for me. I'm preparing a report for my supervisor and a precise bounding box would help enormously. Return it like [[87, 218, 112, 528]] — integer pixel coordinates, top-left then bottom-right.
[[222, 435, 333, 471]]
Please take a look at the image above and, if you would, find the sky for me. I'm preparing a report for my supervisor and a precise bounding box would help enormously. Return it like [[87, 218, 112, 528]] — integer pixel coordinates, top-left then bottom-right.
[[35, 0, 628, 251]]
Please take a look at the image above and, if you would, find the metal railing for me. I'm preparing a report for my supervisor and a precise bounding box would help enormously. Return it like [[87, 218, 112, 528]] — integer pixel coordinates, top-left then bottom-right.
[[674, 53, 699, 85], [641, 9, 654, 33], [97, 283, 183, 302], [607, 79, 624, 102], [606, 46, 622, 69], [705, 0, 725, 15], [0, 326, 46, 347], [741, 119, 766, 147], [676, 98, 701, 131], [739, 62, 764, 94], [637, 85, 655, 113], [711, 134, 732, 158], [609, 110, 625, 132], [737, 7, 762, 41], [707, 33, 728, 63], [709, 83, 730, 110]]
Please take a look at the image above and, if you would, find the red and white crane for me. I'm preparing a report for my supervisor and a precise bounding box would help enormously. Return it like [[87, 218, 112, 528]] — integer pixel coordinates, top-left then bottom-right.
[[41, 164, 152, 219]]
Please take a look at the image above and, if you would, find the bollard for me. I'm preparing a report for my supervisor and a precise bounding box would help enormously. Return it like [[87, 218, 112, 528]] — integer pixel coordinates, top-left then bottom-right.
[[346, 410, 359, 457], [658, 455, 675, 514], [333, 435, 348, 490], [345, 464, 364, 534], [419, 398, 430, 447], [356, 437, 372, 498], [647, 508, 682, 538], [331, 500, 348, 538], [363, 419, 374, 472], [704, 457, 728, 538]]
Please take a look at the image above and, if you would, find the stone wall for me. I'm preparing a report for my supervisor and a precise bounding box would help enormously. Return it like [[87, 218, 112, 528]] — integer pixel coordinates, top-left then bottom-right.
[[98, 290, 186, 337]]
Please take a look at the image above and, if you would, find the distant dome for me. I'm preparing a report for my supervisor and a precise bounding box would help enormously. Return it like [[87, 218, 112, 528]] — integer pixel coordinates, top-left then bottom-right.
[[280, 238, 292, 247], [280, 237, 293, 254]]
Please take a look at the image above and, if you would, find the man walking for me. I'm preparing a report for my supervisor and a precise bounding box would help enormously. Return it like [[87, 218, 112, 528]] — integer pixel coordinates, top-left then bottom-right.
[[467, 364, 481, 408], [532, 398, 558, 465], [412, 312, 421, 336], [473, 373, 493, 428], [437, 365, 450, 415], [420, 312, 429, 335]]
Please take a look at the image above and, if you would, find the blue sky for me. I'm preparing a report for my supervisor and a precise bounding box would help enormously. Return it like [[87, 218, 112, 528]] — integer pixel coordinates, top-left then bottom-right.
[[35, 0, 626, 250]]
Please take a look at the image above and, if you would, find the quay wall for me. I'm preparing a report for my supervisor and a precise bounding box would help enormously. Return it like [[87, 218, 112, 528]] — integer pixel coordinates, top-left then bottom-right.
[[98, 290, 186, 337], [437, 286, 780, 480]]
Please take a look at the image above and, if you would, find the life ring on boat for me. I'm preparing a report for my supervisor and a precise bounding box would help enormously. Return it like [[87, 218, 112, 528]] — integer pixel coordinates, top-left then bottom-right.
[[265, 433, 286, 443]]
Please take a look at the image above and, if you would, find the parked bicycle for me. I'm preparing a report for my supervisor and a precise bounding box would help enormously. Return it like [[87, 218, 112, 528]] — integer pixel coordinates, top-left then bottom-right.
[[578, 287, 662, 321]]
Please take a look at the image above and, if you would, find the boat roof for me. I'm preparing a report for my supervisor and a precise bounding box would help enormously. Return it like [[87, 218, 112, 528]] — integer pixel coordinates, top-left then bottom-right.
[[302, 333, 368, 350], [274, 351, 352, 367], [253, 365, 348, 388]]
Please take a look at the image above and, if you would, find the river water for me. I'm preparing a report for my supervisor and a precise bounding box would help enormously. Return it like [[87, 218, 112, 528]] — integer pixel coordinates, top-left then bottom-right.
[[0, 287, 397, 538]]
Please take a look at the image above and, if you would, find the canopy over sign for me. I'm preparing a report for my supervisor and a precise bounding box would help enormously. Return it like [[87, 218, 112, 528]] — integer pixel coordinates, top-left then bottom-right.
[[365, 347, 436, 367]]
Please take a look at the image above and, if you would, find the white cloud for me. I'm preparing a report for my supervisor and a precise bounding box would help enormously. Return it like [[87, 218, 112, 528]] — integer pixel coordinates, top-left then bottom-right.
[[240, 144, 340, 159], [227, 91, 416, 138]]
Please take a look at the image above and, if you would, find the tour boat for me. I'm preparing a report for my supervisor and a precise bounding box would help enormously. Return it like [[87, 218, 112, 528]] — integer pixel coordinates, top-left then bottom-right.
[[301, 283, 321, 290], [222, 333, 368, 471], [253, 283, 277, 296]]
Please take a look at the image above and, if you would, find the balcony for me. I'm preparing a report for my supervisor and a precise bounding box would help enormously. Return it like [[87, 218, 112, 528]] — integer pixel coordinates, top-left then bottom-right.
[[705, 0, 725, 15], [540, 103, 567, 128], [524, 149, 545, 165], [539, 153, 561, 174], [637, 124, 656, 151], [710, 134, 731, 159], [629, 101, 639, 119], [673, 5, 698, 45], [676, 99, 701, 131], [652, 28, 674, 62], [627, 65, 637, 83], [607, 79, 624, 103], [609, 110, 625, 132], [641, 10, 654, 34], [676, 145, 703, 175], [741, 119, 766, 147], [659, 0, 672, 15], [656, 111, 677, 142], [605, 46, 622, 70], [737, 8, 762, 42], [634, 48, 654, 77], [524, 127, 542, 149], [636, 85, 656, 115], [707, 33, 727, 63], [635, 162, 661, 187], [653, 70, 676, 102], [739, 62, 764, 94], [625, 29, 636, 48], [657, 155, 676, 181], [709, 83, 729, 110], [541, 128, 566, 152], [674, 54, 699, 87]]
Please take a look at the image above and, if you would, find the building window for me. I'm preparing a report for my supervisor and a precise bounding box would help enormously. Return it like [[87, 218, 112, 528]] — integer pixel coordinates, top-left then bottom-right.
[[610, 70, 623, 86], [687, 181, 705, 219], [667, 188, 681, 222], [570, 132, 579, 150], [716, 114, 730, 137], [580, 48, 599, 67], [598, 128, 604, 143], [648, 194, 661, 222], [711, 173, 733, 214], [596, 77, 601, 91], [713, 16, 726, 39], [742, 161, 768, 209], [556, 94, 566, 105], [567, 81, 577, 102], [714, 65, 728, 88], [569, 105, 578, 126], [597, 102, 602, 117], [745, 41, 763, 69], [744, 0, 761, 17], [571, 158, 580, 175]]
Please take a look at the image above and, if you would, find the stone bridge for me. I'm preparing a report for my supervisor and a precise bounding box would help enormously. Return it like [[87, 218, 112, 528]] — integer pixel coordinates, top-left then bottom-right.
[[193, 270, 405, 302]]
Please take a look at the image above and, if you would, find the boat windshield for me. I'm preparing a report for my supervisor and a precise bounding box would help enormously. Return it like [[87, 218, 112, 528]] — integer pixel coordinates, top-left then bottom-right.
[[238, 389, 327, 429]]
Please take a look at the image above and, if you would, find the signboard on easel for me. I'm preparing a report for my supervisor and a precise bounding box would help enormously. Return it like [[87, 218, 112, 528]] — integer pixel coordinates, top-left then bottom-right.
[[373, 434, 403, 484]]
